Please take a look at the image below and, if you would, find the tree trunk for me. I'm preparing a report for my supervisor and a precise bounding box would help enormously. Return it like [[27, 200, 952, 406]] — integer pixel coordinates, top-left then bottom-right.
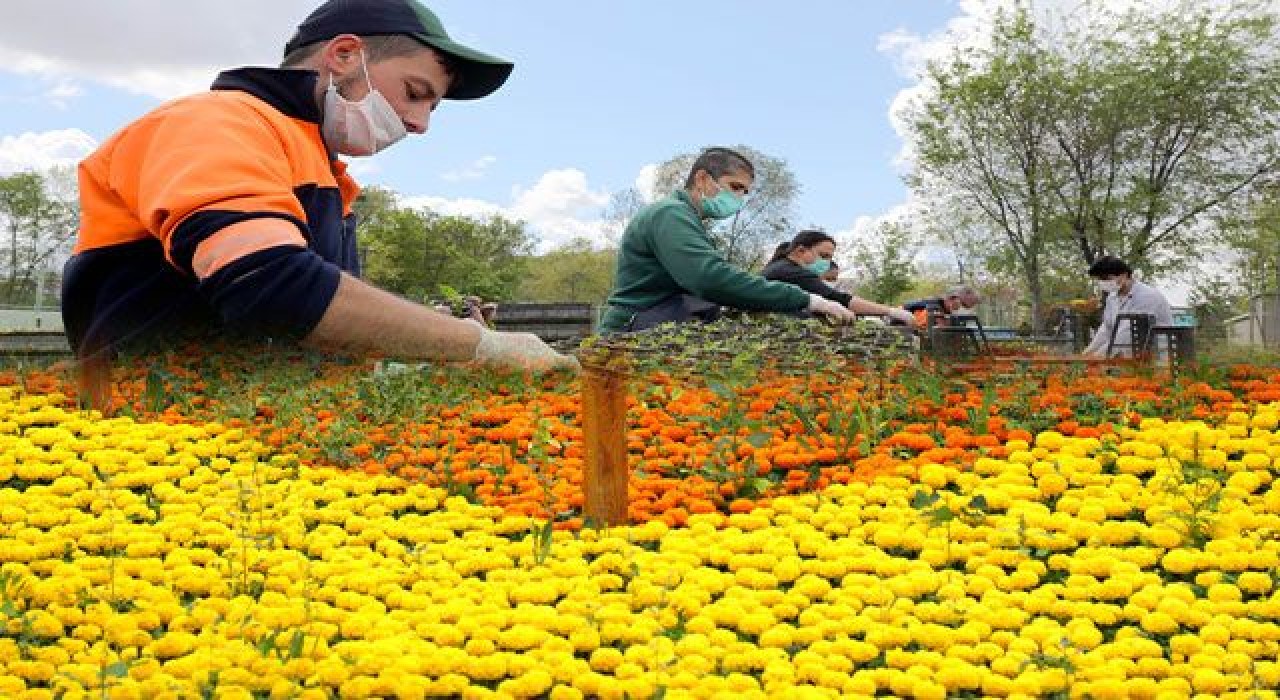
[[1026, 265, 1044, 335]]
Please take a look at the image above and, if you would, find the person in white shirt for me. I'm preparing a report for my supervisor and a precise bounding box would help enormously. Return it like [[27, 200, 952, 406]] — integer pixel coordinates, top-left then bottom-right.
[[1082, 256, 1173, 357]]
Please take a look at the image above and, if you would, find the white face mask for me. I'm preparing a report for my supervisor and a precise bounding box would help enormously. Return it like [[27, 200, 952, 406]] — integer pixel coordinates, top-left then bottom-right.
[[321, 50, 407, 157], [1097, 279, 1120, 294]]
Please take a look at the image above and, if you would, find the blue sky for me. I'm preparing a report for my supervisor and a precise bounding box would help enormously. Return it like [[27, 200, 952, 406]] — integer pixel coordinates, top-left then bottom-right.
[[0, 0, 966, 252]]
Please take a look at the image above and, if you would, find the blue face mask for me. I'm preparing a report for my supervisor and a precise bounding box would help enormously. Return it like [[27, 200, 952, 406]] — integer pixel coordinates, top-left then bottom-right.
[[806, 258, 832, 276], [701, 179, 744, 220]]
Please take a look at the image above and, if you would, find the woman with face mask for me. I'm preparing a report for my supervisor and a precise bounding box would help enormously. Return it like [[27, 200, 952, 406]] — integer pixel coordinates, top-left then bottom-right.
[[598, 148, 860, 333], [762, 230, 916, 325], [1081, 255, 1174, 358]]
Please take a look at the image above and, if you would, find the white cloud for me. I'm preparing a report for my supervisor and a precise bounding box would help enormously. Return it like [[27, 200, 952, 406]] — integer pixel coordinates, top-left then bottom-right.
[[511, 169, 608, 222], [0, 1, 313, 99], [440, 155, 497, 182], [344, 161, 381, 179], [40, 79, 83, 109], [399, 167, 622, 252], [399, 194, 506, 221], [0, 128, 97, 175], [634, 164, 659, 203]]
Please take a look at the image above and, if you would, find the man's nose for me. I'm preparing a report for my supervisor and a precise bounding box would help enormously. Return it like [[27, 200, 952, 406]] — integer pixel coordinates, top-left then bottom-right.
[[405, 107, 430, 135]]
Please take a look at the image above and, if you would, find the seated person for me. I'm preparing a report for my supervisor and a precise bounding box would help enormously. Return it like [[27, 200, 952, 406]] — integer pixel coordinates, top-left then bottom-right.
[[1081, 256, 1172, 358], [904, 285, 981, 326], [761, 230, 915, 325]]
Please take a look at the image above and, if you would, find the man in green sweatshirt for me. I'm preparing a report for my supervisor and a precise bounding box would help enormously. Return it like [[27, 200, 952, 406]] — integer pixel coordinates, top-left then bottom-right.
[[599, 147, 857, 334]]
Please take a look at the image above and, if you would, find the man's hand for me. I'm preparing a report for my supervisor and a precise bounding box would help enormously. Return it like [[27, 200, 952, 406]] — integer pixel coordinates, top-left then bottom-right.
[[808, 294, 859, 323], [886, 307, 918, 327], [475, 329, 581, 372]]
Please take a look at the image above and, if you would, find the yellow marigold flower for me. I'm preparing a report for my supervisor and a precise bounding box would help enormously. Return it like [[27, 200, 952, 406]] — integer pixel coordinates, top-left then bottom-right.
[[1205, 581, 1242, 603], [589, 647, 623, 673], [1140, 611, 1180, 636], [9, 660, 56, 683], [757, 624, 793, 649], [1145, 525, 1183, 549], [1236, 571, 1273, 595], [1190, 668, 1228, 695], [498, 624, 547, 652], [1037, 472, 1068, 497], [1160, 549, 1198, 575], [1035, 431, 1066, 450], [549, 686, 583, 700], [1075, 502, 1108, 524], [1199, 623, 1231, 646], [918, 464, 948, 489]]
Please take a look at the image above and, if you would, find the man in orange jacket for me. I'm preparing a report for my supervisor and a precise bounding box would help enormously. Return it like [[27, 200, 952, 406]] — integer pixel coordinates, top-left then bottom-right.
[[63, 0, 576, 372]]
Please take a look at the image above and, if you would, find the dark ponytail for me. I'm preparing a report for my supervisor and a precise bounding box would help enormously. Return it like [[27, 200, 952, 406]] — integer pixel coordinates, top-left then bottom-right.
[[769, 229, 836, 263], [769, 242, 792, 263]]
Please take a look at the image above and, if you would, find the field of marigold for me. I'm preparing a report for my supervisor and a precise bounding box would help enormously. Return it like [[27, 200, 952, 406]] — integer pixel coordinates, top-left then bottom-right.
[[2, 341, 1280, 699]]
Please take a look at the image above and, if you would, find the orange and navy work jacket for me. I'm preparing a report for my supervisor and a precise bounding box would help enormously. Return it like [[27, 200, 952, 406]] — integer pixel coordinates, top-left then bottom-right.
[[62, 67, 361, 357]]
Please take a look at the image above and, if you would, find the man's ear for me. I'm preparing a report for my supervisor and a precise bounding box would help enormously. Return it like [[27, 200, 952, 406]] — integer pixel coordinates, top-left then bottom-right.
[[320, 34, 364, 78]]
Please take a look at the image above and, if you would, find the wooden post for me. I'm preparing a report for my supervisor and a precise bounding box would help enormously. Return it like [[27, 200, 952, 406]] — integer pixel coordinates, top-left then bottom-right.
[[581, 358, 629, 526], [78, 354, 113, 416]]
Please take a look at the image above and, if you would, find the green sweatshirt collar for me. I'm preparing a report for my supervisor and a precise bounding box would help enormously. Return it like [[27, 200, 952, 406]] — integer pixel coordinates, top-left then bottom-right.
[[673, 189, 705, 228]]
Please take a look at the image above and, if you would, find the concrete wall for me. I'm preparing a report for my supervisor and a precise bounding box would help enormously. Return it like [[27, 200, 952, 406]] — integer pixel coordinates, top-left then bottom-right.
[[1226, 314, 1263, 347], [0, 308, 64, 332]]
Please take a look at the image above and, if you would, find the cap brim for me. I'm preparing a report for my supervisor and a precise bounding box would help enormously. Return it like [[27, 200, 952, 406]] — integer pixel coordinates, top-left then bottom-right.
[[416, 35, 513, 100]]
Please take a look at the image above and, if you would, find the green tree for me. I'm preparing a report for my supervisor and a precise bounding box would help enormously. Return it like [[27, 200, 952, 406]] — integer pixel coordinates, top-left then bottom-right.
[[846, 220, 919, 304], [358, 196, 534, 302], [904, 7, 1063, 330], [903, 1, 1280, 330], [1043, 1, 1280, 273], [1187, 271, 1247, 341], [611, 145, 800, 270], [1217, 181, 1280, 298], [0, 168, 78, 306], [518, 238, 617, 303]]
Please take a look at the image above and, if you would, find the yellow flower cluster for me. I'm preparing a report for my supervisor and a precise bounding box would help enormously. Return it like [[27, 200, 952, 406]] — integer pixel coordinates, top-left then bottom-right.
[[1, 385, 1280, 699]]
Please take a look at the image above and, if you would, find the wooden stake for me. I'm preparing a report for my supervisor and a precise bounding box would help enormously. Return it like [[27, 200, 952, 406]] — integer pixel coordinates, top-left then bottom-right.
[[78, 354, 113, 416], [581, 359, 628, 526]]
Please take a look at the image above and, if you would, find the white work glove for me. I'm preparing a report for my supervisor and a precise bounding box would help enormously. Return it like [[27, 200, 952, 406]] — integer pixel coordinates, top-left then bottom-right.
[[808, 294, 859, 323], [887, 307, 918, 326], [474, 328, 581, 372]]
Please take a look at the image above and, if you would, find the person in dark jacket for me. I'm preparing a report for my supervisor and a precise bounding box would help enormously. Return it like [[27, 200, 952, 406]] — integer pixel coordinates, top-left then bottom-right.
[[762, 230, 915, 324]]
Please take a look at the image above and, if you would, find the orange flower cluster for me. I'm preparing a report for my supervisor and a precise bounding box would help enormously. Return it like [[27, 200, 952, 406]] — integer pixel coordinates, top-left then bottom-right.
[[7, 347, 1278, 529]]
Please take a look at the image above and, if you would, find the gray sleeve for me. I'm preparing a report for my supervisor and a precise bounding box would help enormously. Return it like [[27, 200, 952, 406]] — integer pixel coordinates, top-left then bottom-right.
[[1127, 284, 1174, 326], [1084, 297, 1117, 355]]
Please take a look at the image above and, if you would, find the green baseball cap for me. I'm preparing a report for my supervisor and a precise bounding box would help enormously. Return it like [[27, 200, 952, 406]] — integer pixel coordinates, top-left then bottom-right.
[[285, 0, 513, 100]]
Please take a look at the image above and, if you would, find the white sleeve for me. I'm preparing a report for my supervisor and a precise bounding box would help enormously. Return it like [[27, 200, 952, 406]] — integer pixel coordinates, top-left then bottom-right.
[[1083, 297, 1117, 355], [1135, 283, 1175, 326], [1083, 322, 1108, 355]]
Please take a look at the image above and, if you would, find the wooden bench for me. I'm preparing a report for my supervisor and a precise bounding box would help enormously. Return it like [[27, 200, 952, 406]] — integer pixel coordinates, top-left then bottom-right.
[[491, 302, 597, 342]]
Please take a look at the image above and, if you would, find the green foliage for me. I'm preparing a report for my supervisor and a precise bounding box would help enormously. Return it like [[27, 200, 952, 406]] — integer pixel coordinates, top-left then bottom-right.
[[1215, 185, 1280, 301], [905, 1, 1280, 329], [848, 219, 919, 304], [1187, 271, 1248, 341], [0, 168, 79, 306], [518, 237, 617, 303], [355, 186, 535, 302], [1158, 434, 1227, 549], [0, 570, 31, 619]]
